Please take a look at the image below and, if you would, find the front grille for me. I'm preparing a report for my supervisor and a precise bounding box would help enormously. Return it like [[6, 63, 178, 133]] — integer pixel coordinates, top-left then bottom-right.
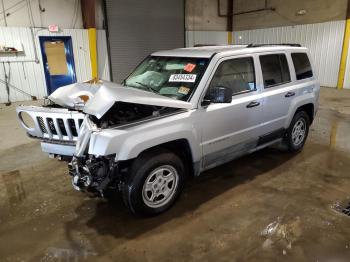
[[47, 118, 57, 135], [37, 116, 47, 133], [68, 119, 78, 137], [57, 118, 67, 136], [35, 116, 84, 140]]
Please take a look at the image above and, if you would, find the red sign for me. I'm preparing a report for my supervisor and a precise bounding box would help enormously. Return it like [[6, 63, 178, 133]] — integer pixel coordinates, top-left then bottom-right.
[[184, 63, 196, 73], [48, 24, 59, 33]]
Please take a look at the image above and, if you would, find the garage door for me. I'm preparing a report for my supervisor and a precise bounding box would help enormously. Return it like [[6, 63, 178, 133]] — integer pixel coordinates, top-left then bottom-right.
[[105, 0, 185, 83]]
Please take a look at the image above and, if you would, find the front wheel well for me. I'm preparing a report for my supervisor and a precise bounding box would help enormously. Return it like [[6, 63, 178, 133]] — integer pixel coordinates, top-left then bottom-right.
[[295, 103, 314, 123], [136, 139, 194, 177]]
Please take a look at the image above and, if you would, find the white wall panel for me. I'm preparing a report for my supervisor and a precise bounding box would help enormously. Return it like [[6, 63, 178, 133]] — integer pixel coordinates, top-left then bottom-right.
[[186, 21, 345, 88], [186, 31, 228, 47], [97, 30, 111, 81], [0, 27, 110, 103], [233, 21, 346, 88]]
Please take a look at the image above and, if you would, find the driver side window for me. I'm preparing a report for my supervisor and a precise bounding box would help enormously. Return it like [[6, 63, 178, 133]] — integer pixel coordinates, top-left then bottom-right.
[[209, 57, 256, 96]]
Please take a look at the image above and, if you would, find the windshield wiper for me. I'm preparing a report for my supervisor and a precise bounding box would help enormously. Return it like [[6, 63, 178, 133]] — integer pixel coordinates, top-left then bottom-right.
[[136, 82, 158, 94]]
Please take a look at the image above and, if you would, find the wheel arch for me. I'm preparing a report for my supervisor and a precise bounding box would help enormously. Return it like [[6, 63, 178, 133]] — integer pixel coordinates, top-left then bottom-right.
[[295, 103, 314, 123], [134, 139, 197, 177]]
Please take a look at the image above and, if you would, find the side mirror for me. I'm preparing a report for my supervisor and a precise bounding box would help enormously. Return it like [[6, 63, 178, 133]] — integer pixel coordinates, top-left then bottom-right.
[[202, 86, 232, 106]]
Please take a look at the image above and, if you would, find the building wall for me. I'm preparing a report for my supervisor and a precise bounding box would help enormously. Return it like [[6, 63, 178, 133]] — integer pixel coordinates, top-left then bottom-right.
[[233, 21, 346, 88], [0, 0, 104, 29], [186, 20, 346, 88], [186, 0, 347, 31], [0, 26, 109, 103]]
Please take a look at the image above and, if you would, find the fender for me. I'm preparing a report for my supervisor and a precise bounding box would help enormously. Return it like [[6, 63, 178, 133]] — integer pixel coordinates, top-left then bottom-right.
[[88, 111, 202, 162]]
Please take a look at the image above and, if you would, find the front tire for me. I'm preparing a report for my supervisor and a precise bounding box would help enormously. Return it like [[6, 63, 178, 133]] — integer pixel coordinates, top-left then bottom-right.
[[122, 149, 186, 216], [285, 111, 310, 152]]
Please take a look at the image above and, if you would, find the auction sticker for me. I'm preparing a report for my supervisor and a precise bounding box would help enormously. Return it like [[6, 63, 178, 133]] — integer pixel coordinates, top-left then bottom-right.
[[184, 63, 196, 72], [178, 86, 190, 95], [169, 74, 197, 83]]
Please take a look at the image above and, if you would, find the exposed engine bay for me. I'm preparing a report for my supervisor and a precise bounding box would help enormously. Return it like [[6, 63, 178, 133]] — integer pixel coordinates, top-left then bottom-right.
[[92, 102, 181, 128]]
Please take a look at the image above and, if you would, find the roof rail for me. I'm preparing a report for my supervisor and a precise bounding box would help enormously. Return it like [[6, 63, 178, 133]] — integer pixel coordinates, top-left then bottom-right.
[[193, 44, 218, 47], [247, 43, 302, 48]]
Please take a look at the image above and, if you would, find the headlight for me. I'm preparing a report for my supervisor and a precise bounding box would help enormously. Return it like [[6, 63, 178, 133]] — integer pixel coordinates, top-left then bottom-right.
[[19, 111, 35, 129]]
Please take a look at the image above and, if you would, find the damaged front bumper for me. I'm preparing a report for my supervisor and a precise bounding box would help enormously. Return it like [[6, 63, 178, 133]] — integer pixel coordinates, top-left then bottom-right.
[[69, 154, 119, 195], [68, 116, 119, 195]]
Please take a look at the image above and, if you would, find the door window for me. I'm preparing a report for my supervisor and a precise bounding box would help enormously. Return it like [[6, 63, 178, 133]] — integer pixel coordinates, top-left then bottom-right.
[[291, 53, 313, 80], [260, 54, 291, 88], [209, 57, 256, 96], [44, 41, 68, 76]]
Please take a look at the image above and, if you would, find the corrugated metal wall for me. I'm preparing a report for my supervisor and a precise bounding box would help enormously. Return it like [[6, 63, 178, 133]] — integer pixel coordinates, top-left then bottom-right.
[[187, 21, 346, 88], [97, 30, 111, 81], [233, 21, 346, 88], [105, 0, 185, 83], [0, 27, 110, 103]]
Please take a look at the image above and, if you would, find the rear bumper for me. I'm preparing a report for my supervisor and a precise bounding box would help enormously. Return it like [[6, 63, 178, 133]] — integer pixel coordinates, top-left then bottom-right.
[[41, 142, 76, 156]]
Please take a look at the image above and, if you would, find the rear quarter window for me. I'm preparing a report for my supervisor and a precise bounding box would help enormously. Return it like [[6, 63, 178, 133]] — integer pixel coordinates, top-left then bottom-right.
[[291, 53, 313, 80]]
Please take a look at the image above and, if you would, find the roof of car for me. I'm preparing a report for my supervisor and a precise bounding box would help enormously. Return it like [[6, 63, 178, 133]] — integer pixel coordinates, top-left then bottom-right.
[[152, 45, 307, 58]]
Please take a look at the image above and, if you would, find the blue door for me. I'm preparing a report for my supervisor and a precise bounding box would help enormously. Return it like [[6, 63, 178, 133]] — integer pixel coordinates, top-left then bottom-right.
[[39, 36, 77, 94]]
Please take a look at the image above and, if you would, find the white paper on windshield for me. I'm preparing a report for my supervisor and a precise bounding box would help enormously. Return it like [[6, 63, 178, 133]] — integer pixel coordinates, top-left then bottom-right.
[[169, 74, 197, 83]]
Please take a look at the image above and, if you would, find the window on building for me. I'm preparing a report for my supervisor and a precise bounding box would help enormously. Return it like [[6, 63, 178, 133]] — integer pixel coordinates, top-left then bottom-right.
[[291, 53, 313, 80], [260, 54, 291, 88]]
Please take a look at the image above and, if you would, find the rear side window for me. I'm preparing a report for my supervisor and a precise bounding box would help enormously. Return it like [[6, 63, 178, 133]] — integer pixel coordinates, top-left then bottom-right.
[[260, 54, 291, 88], [291, 53, 313, 80]]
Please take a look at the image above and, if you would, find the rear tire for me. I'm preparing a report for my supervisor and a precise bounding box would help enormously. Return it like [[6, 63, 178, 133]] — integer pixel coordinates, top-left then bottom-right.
[[284, 111, 310, 152], [122, 149, 186, 216]]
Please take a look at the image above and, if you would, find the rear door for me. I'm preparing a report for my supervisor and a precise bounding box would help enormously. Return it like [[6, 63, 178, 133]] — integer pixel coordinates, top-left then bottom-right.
[[200, 55, 263, 169], [258, 52, 295, 134]]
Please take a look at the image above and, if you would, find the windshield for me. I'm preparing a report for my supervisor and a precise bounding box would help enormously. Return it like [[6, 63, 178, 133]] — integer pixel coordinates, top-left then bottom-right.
[[124, 56, 209, 101]]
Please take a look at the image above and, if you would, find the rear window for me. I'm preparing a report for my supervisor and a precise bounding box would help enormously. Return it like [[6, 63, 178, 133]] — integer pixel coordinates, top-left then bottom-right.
[[291, 53, 313, 80], [260, 54, 291, 88]]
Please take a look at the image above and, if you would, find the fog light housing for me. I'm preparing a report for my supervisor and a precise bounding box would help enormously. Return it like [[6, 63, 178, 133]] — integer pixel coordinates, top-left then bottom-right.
[[18, 111, 35, 129]]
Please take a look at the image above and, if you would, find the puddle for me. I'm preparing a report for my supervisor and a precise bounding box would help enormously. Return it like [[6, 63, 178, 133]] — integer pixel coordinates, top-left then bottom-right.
[[261, 216, 302, 252]]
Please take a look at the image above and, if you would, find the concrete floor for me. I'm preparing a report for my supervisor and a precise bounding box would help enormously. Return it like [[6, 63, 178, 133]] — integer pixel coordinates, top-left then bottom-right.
[[1, 88, 350, 261]]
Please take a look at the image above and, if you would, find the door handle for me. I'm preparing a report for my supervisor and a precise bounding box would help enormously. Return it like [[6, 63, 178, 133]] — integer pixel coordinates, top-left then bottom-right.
[[246, 101, 260, 108], [285, 92, 295, 98]]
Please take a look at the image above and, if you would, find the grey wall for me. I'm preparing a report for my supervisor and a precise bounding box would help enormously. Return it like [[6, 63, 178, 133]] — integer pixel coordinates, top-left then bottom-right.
[[105, 0, 185, 83], [186, 0, 348, 31]]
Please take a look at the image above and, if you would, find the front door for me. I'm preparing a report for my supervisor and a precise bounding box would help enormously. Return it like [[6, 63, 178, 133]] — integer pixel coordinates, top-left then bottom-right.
[[200, 55, 263, 170], [39, 36, 76, 94]]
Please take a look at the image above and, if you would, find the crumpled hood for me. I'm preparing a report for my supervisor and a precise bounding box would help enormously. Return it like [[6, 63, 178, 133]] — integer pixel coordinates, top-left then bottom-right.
[[49, 82, 101, 109], [49, 81, 192, 119], [84, 82, 192, 119]]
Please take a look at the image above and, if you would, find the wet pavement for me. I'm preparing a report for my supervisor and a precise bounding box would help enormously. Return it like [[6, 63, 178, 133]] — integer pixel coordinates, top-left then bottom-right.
[[1, 88, 350, 261]]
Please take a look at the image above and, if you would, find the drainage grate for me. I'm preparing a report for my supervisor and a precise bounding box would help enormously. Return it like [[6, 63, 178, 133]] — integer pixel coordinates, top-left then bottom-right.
[[333, 201, 350, 216], [342, 203, 350, 216]]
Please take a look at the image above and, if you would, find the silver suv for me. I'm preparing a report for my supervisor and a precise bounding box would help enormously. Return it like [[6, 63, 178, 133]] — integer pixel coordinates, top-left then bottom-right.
[[17, 44, 320, 215]]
